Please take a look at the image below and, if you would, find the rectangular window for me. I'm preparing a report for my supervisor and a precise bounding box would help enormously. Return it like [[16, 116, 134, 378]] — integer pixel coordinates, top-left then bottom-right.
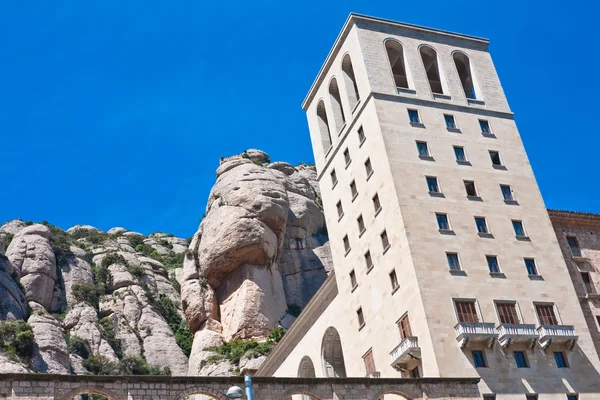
[[489, 150, 503, 166], [343, 148, 351, 166], [536, 304, 559, 325], [486, 255, 500, 273], [363, 349, 375, 374], [496, 303, 519, 324], [398, 313, 412, 339], [453, 146, 467, 162], [567, 395, 578, 400], [479, 119, 491, 134], [336, 201, 344, 219], [554, 351, 568, 368], [364, 251, 373, 271], [500, 185, 514, 201], [364, 158, 373, 177], [357, 215, 365, 235], [567, 236, 581, 257], [350, 180, 358, 199], [343, 235, 350, 254], [472, 350, 487, 368], [464, 180, 478, 197], [330, 169, 338, 187], [408, 109, 420, 124], [597, 315, 600, 328], [409, 367, 420, 378], [483, 396, 495, 400], [427, 176, 440, 193], [357, 307, 365, 328], [455, 300, 478, 323], [381, 230, 390, 251], [358, 126, 365, 144], [525, 258, 538, 276], [512, 220, 526, 237], [390, 270, 399, 291], [514, 351, 529, 368], [526, 396, 538, 400], [447, 253, 461, 271], [444, 114, 456, 129], [350, 269, 357, 290], [581, 272, 594, 294], [373, 193, 381, 213], [475, 217, 489, 234], [416, 141, 430, 157], [436, 213, 450, 230]]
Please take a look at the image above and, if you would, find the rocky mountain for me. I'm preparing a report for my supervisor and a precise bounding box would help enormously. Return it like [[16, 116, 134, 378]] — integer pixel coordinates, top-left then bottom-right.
[[0, 150, 331, 376]]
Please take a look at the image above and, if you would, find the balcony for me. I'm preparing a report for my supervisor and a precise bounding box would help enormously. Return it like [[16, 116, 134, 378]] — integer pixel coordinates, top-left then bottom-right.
[[497, 324, 538, 348], [455, 322, 497, 348], [537, 325, 578, 350], [390, 336, 421, 371]]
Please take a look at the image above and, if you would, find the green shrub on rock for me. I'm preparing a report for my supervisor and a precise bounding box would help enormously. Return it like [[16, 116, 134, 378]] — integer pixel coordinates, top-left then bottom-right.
[[0, 320, 35, 359], [67, 335, 91, 359]]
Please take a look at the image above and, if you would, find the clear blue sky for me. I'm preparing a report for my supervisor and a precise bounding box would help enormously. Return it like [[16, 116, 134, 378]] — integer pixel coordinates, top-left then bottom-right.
[[0, 1, 596, 238]]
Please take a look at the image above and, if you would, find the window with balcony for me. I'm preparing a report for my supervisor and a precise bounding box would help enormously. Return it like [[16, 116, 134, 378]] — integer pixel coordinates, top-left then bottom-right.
[[331, 169, 338, 188], [398, 313, 412, 339], [364, 250, 373, 272], [496, 302, 520, 324], [525, 258, 539, 276], [486, 255, 500, 273], [363, 349, 376, 375], [447, 252, 461, 271], [475, 217, 489, 234], [554, 351, 569, 368], [479, 119, 492, 135], [536, 304, 559, 325], [500, 184, 515, 201], [512, 220, 527, 238], [390, 270, 399, 291], [357, 214, 365, 236], [373, 193, 382, 214], [358, 126, 366, 145], [343, 235, 350, 255], [416, 141, 431, 158], [455, 300, 478, 323], [364, 158, 373, 178], [436, 213, 450, 231], [514, 351, 529, 368], [472, 350, 487, 368], [408, 109, 421, 124], [409, 367, 420, 378], [381, 230, 390, 252], [349, 269, 357, 290], [489, 151, 503, 167], [357, 307, 365, 328], [444, 114, 456, 129], [343, 148, 351, 166], [464, 180, 478, 198], [567, 236, 581, 257], [427, 176, 441, 194], [336, 201, 344, 220], [454, 146, 468, 163]]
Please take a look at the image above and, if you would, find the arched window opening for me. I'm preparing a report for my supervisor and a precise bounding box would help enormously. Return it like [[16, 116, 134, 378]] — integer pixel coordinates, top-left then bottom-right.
[[294, 356, 318, 400], [316, 100, 332, 152], [419, 46, 444, 94], [321, 327, 347, 377], [328, 78, 345, 132], [385, 40, 410, 89], [342, 54, 360, 110], [376, 392, 413, 400], [453, 52, 478, 100]]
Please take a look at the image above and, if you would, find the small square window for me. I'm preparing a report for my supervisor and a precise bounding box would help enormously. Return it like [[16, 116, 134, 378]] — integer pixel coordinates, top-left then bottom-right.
[[500, 185, 514, 201], [357, 215, 365, 235], [331, 169, 338, 187], [444, 114, 456, 129], [436, 213, 450, 231], [427, 176, 440, 193], [486, 255, 500, 273], [365, 158, 373, 177], [373, 193, 382, 214], [350, 180, 358, 200], [489, 151, 503, 166], [525, 258, 538, 276], [408, 109, 420, 124], [453, 146, 467, 162], [336, 201, 344, 219], [447, 253, 461, 271], [472, 350, 487, 368], [343, 148, 351, 166], [480, 119, 491, 134], [464, 180, 478, 197], [343, 235, 350, 254], [358, 126, 365, 144], [554, 351, 568, 368], [475, 217, 489, 234], [389, 270, 399, 291], [512, 220, 526, 237], [567, 395, 578, 400], [357, 307, 365, 328], [364, 251, 373, 271], [381, 230, 390, 252], [514, 351, 529, 368], [416, 141, 430, 157], [349, 269, 357, 290]]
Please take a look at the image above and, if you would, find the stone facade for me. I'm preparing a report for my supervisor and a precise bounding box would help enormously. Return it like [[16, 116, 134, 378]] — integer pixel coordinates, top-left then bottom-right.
[[256, 13, 600, 400], [0, 374, 480, 400]]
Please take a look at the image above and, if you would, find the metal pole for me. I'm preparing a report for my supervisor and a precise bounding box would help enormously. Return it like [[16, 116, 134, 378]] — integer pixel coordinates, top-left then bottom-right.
[[244, 375, 254, 400]]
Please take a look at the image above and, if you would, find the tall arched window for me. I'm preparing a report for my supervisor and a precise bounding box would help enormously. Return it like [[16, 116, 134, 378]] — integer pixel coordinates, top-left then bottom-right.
[[419, 46, 444, 94], [328, 78, 345, 132], [316, 100, 332, 152], [453, 52, 478, 100], [385, 40, 410, 89], [321, 326, 347, 377], [341, 54, 360, 110]]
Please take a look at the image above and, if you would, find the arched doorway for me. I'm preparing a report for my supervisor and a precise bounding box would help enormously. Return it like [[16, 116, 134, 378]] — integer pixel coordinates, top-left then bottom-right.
[[321, 327, 347, 377], [173, 385, 226, 400], [376, 392, 413, 400], [63, 387, 119, 400]]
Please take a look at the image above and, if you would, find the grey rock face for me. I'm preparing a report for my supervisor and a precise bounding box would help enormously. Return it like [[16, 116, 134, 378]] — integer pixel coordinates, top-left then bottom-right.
[[28, 312, 70, 374]]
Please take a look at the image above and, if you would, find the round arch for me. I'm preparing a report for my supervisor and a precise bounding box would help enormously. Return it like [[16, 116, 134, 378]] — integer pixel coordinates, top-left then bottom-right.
[[373, 391, 414, 400], [283, 388, 325, 400], [172, 386, 227, 400], [60, 386, 123, 400], [321, 326, 347, 377], [297, 355, 316, 378], [417, 44, 446, 95]]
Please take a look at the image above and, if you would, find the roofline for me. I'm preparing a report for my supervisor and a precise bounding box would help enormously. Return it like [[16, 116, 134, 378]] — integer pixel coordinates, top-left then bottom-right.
[[548, 209, 600, 225], [301, 13, 490, 110]]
